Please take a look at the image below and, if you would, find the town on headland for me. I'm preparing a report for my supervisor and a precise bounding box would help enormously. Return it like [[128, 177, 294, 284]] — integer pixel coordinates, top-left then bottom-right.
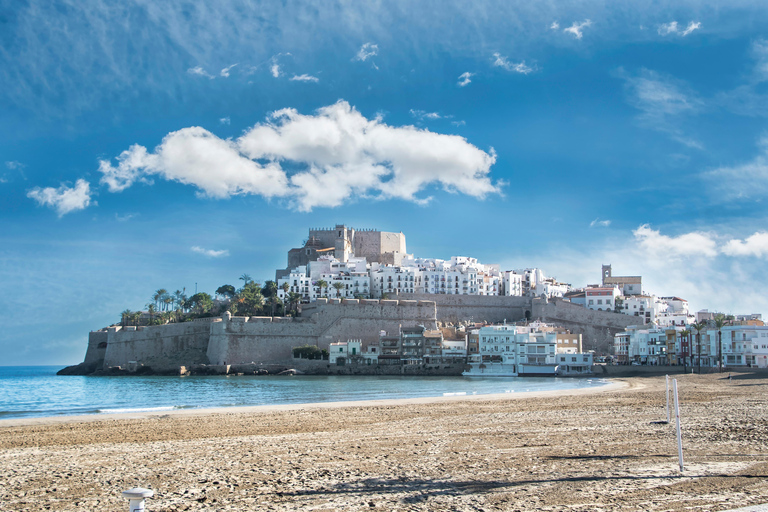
[[59, 224, 767, 377]]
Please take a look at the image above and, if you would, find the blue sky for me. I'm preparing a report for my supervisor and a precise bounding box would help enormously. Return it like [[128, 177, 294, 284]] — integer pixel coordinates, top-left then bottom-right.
[[2, 0, 768, 365]]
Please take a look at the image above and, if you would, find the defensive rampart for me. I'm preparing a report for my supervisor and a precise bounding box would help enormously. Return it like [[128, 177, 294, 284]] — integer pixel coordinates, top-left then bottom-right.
[[398, 293, 531, 324], [70, 299, 437, 374], [207, 299, 437, 365]]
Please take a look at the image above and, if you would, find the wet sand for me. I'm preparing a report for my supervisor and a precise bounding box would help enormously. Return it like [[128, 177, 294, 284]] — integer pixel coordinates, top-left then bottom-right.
[[1, 373, 767, 511]]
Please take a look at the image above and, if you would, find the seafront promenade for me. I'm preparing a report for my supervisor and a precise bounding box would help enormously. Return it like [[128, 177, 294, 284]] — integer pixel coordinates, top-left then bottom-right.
[[1, 372, 767, 511]]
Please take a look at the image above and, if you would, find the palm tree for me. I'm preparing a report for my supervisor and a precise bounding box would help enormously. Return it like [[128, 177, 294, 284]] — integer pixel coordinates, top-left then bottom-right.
[[281, 282, 290, 299], [288, 292, 301, 316], [714, 314, 728, 373], [121, 309, 132, 327], [693, 321, 707, 373], [146, 303, 156, 325], [268, 294, 281, 317], [332, 281, 344, 298], [316, 279, 328, 299], [154, 289, 168, 310], [240, 274, 252, 289]]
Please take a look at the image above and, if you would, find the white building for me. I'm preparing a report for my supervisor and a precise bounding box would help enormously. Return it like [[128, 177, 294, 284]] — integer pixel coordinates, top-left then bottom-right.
[[585, 286, 620, 312], [501, 271, 523, 296]]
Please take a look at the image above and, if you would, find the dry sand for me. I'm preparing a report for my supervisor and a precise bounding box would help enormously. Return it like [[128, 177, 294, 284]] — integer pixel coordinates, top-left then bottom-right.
[[1, 372, 767, 511]]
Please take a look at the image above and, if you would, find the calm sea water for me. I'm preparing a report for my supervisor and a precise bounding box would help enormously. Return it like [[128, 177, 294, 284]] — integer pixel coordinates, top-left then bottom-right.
[[0, 366, 609, 420]]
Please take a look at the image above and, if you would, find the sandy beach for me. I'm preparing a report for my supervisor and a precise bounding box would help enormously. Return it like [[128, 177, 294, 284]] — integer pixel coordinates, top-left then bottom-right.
[[1, 372, 767, 511]]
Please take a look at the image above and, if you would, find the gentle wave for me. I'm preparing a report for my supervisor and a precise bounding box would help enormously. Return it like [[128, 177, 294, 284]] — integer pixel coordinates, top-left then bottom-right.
[[98, 406, 180, 414]]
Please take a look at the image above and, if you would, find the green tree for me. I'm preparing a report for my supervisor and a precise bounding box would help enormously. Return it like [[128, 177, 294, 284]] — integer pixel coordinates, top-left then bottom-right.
[[267, 294, 281, 317], [236, 281, 264, 316], [263, 280, 278, 298], [146, 303, 156, 325], [188, 292, 214, 315], [316, 279, 327, 298], [239, 274, 252, 289], [281, 282, 290, 298], [121, 309, 132, 327], [216, 284, 236, 300], [287, 292, 301, 316], [714, 314, 729, 373], [332, 281, 344, 298], [154, 288, 168, 310]]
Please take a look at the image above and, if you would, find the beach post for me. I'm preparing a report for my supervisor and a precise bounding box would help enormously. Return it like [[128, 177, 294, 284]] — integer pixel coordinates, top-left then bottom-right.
[[673, 379, 684, 472], [665, 375, 670, 423], [122, 488, 154, 511]]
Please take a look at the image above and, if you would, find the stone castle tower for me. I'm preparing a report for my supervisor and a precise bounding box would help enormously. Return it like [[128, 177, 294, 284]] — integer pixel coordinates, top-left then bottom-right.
[[276, 225, 408, 279]]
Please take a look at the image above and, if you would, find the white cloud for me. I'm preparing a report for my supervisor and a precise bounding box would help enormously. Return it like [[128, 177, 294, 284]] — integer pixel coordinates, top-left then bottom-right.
[[550, 21, 560, 30], [219, 117, 230, 125], [633, 224, 718, 258], [191, 246, 230, 258], [5, 161, 25, 170], [220, 63, 238, 77], [187, 66, 215, 79], [0, 176, 8, 184], [290, 74, 319, 82], [658, 21, 679, 35], [621, 68, 703, 148], [98, 100, 499, 212], [681, 21, 701, 36], [492, 53, 534, 74], [270, 63, 281, 78], [722, 232, 768, 258], [659, 21, 701, 36], [528, 226, 768, 317], [27, 179, 92, 216], [355, 42, 378, 61], [457, 72, 473, 87], [452, 120, 466, 127], [410, 109, 441, 121], [115, 213, 136, 222], [563, 19, 592, 39], [702, 135, 768, 202], [590, 218, 611, 228]]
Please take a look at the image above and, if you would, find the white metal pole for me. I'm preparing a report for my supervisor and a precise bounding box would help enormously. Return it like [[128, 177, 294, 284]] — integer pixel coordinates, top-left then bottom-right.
[[673, 379, 684, 472], [666, 375, 670, 423]]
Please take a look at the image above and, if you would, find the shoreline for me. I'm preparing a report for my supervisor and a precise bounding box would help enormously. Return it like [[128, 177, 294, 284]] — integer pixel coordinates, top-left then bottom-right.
[[2, 373, 767, 511], [0, 377, 625, 428]]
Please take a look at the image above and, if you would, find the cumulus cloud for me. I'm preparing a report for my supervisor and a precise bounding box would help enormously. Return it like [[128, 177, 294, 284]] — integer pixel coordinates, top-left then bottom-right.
[[526, 225, 768, 316], [550, 21, 560, 30], [722, 232, 768, 257], [290, 74, 319, 82], [457, 72, 473, 87], [563, 19, 592, 39], [187, 66, 215, 79], [219, 117, 230, 125], [270, 63, 281, 78], [492, 53, 534, 74], [633, 224, 718, 258], [191, 246, 230, 258], [355, 42, 378, 61], [590, 218, 611, 228], [659, 21, 701, 36], [27, 179, 92, 216], [220, 63, 238, 77], [97, 100, 499, 211]]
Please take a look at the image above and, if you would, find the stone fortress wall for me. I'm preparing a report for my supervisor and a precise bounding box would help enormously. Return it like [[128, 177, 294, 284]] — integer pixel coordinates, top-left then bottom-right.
[[83, 299, 437, 373], [74, 293, 642, 375]]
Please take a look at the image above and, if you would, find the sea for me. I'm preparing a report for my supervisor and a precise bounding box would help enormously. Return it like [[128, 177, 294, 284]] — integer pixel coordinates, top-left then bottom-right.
[[0, 366, 610, 420]]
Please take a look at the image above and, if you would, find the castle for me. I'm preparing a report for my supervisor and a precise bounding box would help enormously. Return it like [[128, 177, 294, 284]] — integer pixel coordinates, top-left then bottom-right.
[[276, 225, 408, 280]]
